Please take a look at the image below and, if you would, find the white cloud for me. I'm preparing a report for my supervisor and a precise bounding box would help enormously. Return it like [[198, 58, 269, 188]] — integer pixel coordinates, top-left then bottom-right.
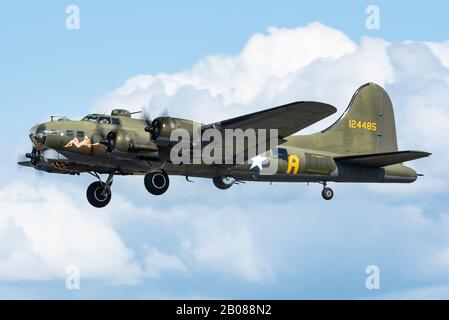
[[188, 211, 273, 283], [7, 22, 449, 298], [0, 177, 273, 285], [144, 246, 188, 278], [105, 195, 274, 283], [426, 40, 449, 70], [84, 22, 449, 297], [4, 157, 449, 298], [0, 181, 142, 283], [92, 22, 449, 196], [93, 22, 357, 122]]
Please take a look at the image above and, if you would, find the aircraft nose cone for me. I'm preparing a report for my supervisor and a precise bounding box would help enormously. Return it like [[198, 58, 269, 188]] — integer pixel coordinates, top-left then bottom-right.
[[29, 123, 47, 149]]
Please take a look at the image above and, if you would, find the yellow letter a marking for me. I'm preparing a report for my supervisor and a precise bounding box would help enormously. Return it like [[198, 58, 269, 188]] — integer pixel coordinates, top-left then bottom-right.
[[286, 155, 300, 174]]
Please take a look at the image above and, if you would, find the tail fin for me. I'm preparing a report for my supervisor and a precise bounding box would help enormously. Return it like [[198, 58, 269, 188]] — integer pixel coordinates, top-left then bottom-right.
[[290, 83, 399, 155], [323, 83, 398, 154]]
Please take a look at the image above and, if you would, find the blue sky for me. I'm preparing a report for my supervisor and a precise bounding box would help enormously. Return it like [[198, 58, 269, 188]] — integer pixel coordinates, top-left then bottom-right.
[[2, 0, 448, 132], [1, 1, 449, 299]]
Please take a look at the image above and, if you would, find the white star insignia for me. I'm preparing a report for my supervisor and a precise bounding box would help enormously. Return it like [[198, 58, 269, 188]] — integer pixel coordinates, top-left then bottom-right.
[[249, 154, 268, 171]]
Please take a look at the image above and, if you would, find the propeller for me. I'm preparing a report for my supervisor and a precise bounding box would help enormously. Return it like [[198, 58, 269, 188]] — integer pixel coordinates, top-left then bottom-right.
[[100, 131, 116, 153], [143, 107, 167, 141], [96, 117, 120, 153]]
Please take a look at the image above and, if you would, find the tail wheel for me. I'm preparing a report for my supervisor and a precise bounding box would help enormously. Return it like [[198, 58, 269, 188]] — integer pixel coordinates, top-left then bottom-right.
[[321, 187, 334, 200], [144, 170, 169, 195], [86, 181, 112, 208]]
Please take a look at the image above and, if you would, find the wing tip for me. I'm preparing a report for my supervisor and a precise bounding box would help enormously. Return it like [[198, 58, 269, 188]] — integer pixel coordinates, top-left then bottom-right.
[[17, 161, 33, 167], [291, 101, 338, 115], [407, 150, 432, 157]]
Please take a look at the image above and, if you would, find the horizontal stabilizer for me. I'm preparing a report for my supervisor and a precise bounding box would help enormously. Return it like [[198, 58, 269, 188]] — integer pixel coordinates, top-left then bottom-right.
[[335, 151, 431, 167]]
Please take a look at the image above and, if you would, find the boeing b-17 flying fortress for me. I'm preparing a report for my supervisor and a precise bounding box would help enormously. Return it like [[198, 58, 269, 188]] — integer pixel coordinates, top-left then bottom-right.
[[19, 83, 430, 207]]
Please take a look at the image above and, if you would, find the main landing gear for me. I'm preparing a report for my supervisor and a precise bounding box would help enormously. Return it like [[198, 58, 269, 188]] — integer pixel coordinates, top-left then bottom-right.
[[319, 181, 334, 200], [86, 172, 114, 208], [85, 170, 170, 207], [144, 170, 169, 195]]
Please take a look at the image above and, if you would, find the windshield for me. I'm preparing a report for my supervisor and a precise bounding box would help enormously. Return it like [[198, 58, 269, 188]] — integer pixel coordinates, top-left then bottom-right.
[[81, 115, 99, 122]]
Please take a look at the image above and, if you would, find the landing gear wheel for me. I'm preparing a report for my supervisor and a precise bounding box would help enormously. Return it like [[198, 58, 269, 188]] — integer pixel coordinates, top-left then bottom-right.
[[213, 176, 235, 190], [87, 181, 112, 208], [144, 170, 169, 195], [321, 187, 334, 200]]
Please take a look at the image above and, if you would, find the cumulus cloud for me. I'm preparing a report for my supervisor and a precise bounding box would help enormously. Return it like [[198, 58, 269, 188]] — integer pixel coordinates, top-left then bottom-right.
[[82, 22, 449, 297], [0, 181, 142, 283], [104, 195, 274, 283], [0, 171, 273, 285], [6, 22, 449, 298], [93, 21, 447, 196], [144, 247, 188, 278], [426, 40, 449, 70], [93, 22, 357, 122], [186, 211, 273, 283]]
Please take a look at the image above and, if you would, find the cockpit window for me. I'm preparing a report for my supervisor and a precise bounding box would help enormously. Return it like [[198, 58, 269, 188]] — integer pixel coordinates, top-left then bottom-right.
[[111, 118, 120, 125], [29, 124, 47, 146], [81, 115, 99, 122], [98, 116, 111, 124]]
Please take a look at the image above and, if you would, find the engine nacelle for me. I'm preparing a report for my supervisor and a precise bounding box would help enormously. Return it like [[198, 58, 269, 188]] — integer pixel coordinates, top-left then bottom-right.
[[114, 130, 136, 153], [102, 129, 158, 159], [149, 117, 202, 146]]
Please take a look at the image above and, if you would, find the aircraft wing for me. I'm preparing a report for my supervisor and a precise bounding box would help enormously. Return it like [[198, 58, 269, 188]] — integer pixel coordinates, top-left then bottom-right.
[[203, 101, 337, 163], [17, 160, 100, 174], [334, 150, 431, 167], [205, 101, 337, 138]]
